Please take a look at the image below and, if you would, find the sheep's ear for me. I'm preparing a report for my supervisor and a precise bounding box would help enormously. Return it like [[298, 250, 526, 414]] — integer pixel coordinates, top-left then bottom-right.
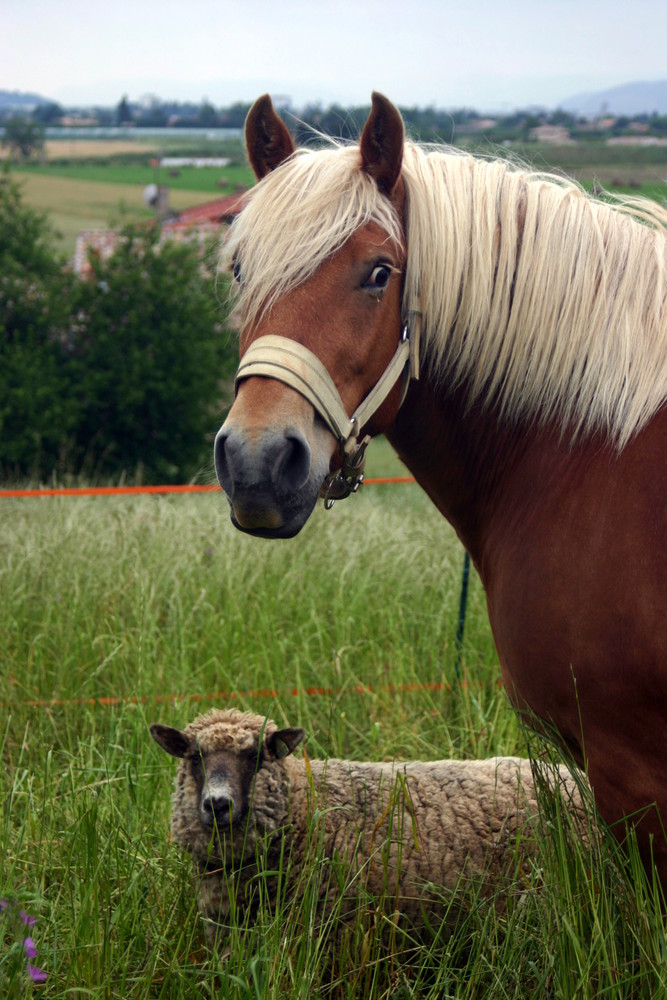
[[150, 723, 191, 759], [266, 727, 306, 759], [359, 91, 404, 196], [245, 94, 295, 179]]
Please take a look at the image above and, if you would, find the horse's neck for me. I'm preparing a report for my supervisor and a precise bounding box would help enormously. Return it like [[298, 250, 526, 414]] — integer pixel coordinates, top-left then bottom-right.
[[386, 376, 566, 572]]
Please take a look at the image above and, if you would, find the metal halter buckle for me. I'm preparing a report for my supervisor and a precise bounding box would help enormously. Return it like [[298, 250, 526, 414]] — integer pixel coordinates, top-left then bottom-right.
[[320, 430, 370, 509], [321, 470, 365, 510]]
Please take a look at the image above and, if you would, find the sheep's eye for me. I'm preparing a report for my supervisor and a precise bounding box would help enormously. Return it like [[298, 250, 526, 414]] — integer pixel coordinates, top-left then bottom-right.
[[241, 743, 261, 766], [363, 264, 392, 295]]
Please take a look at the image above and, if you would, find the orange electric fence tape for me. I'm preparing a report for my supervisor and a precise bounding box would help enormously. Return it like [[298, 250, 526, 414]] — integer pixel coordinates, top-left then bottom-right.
[[2, 679, 501, 713], [0, 478, 415, 498]]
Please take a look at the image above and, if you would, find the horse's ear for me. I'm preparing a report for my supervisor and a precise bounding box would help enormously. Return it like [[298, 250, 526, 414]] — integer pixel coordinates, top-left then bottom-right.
[[359, 91, 404, 196], [245, 94, 296, 179]]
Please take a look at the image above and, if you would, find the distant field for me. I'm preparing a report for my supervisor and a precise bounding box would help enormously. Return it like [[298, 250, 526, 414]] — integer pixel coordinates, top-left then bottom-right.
[[8, 135, 667, 259], [505, 142, 667, 201], [11, 171, 220, 255], [15, 161, 255, 194], [0, 138, 160, 160], [7, 133, 254, 256]]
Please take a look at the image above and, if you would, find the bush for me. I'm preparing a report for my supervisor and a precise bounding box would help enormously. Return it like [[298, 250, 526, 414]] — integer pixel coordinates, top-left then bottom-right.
[[68, 228, 235, 482], [0, 169, 236, 483], [0, 169, 80, 476], [0, 116, 45, 161]]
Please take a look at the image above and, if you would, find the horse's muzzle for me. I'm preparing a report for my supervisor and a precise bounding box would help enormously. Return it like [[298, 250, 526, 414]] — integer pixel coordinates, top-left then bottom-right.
[[214, 423, 325, 537]]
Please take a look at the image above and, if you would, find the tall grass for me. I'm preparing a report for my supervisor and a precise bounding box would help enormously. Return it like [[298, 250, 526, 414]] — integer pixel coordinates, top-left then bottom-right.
[[2, 457, 666, 996]]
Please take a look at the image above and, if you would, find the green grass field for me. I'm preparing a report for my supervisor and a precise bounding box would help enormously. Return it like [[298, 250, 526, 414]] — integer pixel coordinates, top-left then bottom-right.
[[15, 162, 255, 194], [2, 438, 667, 997]]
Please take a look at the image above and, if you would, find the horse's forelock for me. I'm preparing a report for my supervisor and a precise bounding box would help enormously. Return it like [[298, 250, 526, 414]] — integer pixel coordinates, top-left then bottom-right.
[[221, 144, 403, 326]]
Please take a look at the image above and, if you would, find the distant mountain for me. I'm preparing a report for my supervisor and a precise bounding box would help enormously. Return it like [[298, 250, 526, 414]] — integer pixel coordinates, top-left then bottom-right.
[[559, 80, 667, 117], [0, 89, 52, 112]]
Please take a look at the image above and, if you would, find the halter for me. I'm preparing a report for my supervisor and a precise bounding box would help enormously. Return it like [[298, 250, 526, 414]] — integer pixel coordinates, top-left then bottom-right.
[[234, 314, 421, 508]]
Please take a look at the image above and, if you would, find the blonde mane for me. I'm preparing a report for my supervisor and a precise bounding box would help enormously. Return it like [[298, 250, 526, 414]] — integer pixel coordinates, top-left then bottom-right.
[[223, 141, 667, 447]]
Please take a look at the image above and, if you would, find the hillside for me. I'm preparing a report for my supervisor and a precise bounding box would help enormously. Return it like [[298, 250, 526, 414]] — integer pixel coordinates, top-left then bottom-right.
[[560, 80, 667, 116], [0, 88, 51, 111]]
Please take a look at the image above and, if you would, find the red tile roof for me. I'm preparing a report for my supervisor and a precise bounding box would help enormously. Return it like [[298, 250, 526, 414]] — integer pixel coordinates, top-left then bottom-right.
[[163, 193, 245, 231]]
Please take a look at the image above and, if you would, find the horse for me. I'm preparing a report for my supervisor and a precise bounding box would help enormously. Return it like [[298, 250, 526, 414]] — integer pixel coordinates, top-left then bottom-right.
[[214, 93, 667, 885]]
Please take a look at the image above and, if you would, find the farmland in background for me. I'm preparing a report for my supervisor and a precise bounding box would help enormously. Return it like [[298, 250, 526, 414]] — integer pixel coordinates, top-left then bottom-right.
[[498, 140, 667, 201], [5, 132, 666, 256], [6, 134, 255, 255], [9, 173, 226, 255]]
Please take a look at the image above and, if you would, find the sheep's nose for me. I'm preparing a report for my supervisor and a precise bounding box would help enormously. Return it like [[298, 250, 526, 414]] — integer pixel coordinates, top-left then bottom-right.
[[200, 793, 233, 828]]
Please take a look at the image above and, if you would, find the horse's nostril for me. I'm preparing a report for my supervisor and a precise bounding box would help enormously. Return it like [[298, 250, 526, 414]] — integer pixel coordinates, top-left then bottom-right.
[[275, 431, 311, 492], [214, 426, 234, 494]]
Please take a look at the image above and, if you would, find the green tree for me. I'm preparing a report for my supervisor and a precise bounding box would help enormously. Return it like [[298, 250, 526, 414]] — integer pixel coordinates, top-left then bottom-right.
[[649, 114, 667, 136], [1, 116, 45, 161], [0, 172, 237, 483], [32, 101, 64, 125], [116, 95, 132, 125], [549, 108, 578, 128], [69, 227, 235, 482], [220, 102, 252, 129], [197, 100, 219, 128], [0, 169, 79, 476]]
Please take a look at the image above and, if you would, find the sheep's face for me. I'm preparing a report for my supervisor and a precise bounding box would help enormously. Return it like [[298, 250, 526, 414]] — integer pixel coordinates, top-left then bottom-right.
[[188, 742, 263, 831], [150, 710, 305, 854]]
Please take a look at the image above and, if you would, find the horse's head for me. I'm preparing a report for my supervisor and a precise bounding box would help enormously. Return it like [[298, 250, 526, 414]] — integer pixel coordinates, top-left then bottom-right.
[[215, 93, 411, 537]]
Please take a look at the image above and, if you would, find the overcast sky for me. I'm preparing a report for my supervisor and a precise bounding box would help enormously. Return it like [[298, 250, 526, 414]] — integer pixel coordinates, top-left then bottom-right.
[[3, 0, 666, 112]]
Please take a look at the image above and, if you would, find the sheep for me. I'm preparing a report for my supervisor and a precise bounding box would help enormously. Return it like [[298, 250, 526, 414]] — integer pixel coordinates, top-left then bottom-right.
[[150, 708, 589, 944]]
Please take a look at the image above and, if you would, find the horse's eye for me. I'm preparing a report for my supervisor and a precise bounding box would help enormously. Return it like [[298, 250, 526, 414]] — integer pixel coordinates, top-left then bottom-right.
[[364, 264, 392, 294]]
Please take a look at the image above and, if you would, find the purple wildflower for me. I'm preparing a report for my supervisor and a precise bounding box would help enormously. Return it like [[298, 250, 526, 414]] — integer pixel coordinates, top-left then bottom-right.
[[23, 937, 38, 959], [1, 898, 47, 984], [27, 964, 48, 983]]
